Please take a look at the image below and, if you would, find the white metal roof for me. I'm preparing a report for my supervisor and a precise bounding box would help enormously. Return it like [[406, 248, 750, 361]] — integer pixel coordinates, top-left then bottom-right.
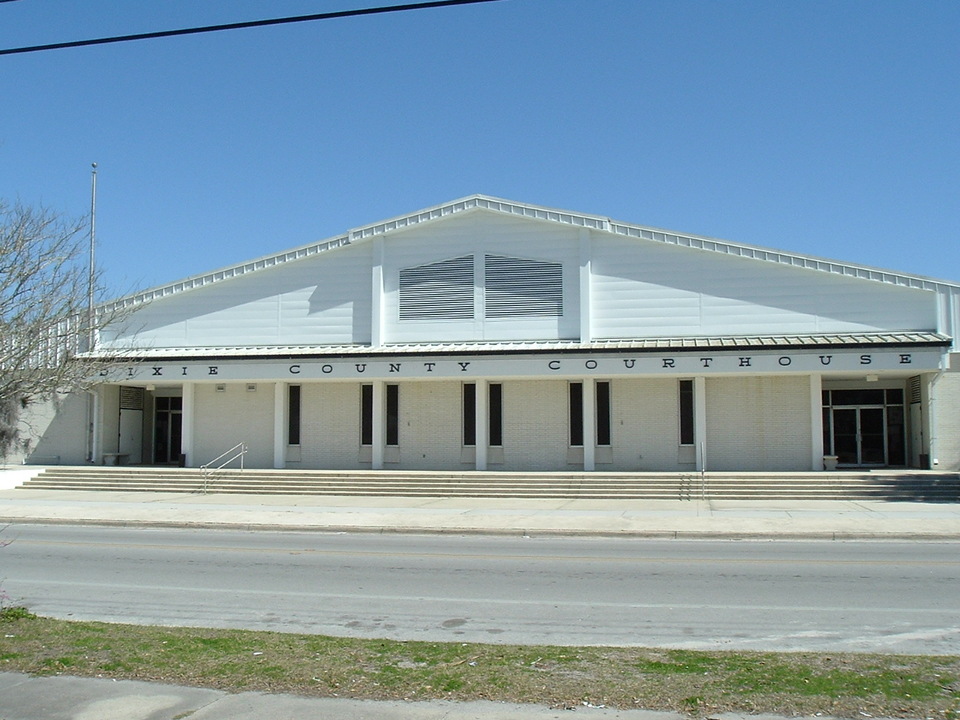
[[87, 332, 949, 360], [105, 195, 960, 311]]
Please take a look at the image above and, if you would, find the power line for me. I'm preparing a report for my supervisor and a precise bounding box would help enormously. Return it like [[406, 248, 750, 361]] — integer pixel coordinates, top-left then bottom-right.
[[0, 0, 504, 56]]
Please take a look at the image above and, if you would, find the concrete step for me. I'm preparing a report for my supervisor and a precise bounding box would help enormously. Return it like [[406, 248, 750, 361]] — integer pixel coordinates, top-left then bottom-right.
[[17, 467, 960, 502]]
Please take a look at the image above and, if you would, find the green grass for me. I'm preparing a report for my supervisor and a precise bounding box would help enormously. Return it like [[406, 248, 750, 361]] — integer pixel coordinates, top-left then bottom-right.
[[0, 614, 957, 717]]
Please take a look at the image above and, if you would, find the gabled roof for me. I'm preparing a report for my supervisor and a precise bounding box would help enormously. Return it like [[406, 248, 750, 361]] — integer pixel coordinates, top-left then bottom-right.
[[107, 194, 960, 310]]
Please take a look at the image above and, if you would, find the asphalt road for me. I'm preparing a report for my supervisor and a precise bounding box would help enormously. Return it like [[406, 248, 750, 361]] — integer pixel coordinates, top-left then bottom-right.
[[2, 524, 958, 654]]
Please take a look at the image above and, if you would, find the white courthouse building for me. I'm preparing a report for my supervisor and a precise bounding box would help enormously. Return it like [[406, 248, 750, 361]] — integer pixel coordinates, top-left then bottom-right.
[[21, 195, 960, 473]]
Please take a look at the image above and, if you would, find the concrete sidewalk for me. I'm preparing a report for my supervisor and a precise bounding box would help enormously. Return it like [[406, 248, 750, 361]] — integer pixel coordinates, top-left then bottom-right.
[[0, 671, 684, 720], [1, 484, 959, 538], [0, 672, 917, 720]]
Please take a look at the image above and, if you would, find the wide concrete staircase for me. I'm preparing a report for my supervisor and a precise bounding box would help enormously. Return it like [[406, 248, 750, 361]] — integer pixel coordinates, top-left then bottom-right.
[[15, 466, 960, 502]]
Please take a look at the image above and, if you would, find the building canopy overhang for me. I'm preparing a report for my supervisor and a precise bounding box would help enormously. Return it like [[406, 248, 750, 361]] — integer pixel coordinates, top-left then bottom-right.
[[86, 332, 951, 384]]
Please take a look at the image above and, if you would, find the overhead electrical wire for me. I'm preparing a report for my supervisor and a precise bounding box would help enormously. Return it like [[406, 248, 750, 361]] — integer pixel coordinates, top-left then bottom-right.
[[0, 0, 504, 56]]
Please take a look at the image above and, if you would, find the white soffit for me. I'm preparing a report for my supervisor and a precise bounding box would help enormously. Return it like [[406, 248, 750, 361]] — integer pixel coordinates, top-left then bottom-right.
[[106, 195, 960, 310]]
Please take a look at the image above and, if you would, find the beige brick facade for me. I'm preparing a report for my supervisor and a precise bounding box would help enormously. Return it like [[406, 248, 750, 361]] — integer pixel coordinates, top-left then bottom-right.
[[194, 383, 275, 468], [608, 378, 689, 471], [932, 371, 960, 471], [705, 376, 813, 471]]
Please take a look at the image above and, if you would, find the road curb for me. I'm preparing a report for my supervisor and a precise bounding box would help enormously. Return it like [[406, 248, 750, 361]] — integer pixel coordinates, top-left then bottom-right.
[[2, 515, 960, 541]]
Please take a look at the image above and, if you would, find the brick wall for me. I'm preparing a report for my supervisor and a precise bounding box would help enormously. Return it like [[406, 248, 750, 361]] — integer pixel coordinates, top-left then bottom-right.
[[194, 383, 275, 468], [500, 380, 569, 471], [297, 382, 364, 469], [392, 381, 464, 469], [705, 376, 812, 471], [609, 378, 689, 471], [932, 372, 960, 471]]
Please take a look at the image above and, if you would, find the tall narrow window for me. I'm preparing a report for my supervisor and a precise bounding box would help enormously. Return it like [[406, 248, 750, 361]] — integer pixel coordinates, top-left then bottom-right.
[[360, 384, 373, 446], [288, 385, 301, 445], [489, 383, 503, 447], [386, 384, 399, 446], [596, 381, 611, 446], [569, 382, 584, 447], [679, 379, 694, 446], [463, 383, 476, 446]]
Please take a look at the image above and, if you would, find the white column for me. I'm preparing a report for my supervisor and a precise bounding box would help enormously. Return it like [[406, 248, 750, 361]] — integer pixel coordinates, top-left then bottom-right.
[[579, 229, 592, 342], [372, 380, 385, 470], [475, 379, 488, 471], [89, 389, 101, 464], [694, 376, 707, 472], [371, 237, 384, 347], [180, 382, 195, 467], [582, 380, 596, 471], [810, 374, 824, 470], [274, 381, 286, 469]]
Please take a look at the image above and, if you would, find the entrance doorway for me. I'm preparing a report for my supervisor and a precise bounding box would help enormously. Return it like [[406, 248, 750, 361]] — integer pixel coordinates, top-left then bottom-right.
[[154, 396, 183, 464], [118, 387, 144, 464], [822, 389, 905, 467], [831, 407, 885, 465]]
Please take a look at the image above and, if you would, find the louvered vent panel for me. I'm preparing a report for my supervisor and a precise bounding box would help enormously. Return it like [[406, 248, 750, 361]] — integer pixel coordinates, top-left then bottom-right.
[[120, 386, 144, 410], [399, 255, 475, 320], [908, 375, 922, 404], [484, 255, 563, 318]]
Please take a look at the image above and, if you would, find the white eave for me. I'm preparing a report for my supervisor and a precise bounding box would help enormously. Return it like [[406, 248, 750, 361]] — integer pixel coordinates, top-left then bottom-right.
[[103, 194, 960, 311], [86, 332, 951, 361]]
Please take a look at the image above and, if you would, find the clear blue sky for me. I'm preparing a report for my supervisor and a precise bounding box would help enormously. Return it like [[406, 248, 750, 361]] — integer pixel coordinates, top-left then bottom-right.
[[1, 0, 958, 297]]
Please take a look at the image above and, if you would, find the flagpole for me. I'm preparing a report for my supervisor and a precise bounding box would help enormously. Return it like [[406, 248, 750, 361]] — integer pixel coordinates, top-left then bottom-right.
[[86, 162, 98, 464], [88, 162, 97, 350]]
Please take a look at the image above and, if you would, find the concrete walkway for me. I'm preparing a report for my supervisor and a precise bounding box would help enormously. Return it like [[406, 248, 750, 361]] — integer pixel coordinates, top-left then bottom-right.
[[1, 483, 959, 539], [1, 671, 698, 720], [10, 672, 892, 720]]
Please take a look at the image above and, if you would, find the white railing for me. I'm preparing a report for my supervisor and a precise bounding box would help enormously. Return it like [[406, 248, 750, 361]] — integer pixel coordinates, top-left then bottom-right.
[[200, 442, 247, 494]]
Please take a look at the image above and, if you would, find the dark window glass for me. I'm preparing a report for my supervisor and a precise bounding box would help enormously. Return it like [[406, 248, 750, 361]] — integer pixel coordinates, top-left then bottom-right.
[[386, 384, 399, 446], [360, 384, 373, 446], [887, 405, 906, 465], [463, 383, 476, 446], [489, 383, 503, 447], [822, 407, 832, 455], [679, 380, 694, 445], [170, 397, 182, 411], [821, 390, 830, 406], [288, 385, 301, 445], [569, 382, 583, 447], [596, 381, 611, 446], [831, 389, 885, 406], [886, 389, 904, 405]]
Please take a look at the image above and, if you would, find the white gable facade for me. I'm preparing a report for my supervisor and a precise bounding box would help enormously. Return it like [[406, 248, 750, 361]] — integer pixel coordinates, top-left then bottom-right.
[[29, 196, 960, 473]]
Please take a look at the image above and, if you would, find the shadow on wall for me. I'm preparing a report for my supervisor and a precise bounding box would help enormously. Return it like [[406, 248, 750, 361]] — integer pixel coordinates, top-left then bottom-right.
[[16, 393, 89, 466]]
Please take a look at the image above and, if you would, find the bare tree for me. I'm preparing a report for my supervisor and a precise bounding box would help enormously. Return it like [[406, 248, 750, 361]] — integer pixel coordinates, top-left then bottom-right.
[[0, 200, 124, 457]]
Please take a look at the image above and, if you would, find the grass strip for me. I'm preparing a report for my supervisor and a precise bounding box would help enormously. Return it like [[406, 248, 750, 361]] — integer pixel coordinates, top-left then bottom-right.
[[1, 610, 958, 717]]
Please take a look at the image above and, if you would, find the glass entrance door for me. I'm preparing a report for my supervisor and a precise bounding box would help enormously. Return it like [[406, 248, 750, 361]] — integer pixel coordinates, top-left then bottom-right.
[[153, 396, 183, 464], [831, 406, 886, 466]]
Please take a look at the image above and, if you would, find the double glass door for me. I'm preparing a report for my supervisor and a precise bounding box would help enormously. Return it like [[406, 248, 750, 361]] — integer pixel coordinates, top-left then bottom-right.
[[831, 406, 886, 466], [823, 389, 905, 467]]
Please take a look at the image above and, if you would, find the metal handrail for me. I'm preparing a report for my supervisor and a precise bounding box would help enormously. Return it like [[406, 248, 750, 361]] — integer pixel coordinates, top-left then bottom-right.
[[699, 442, 707, 501], [200, 442, 247, 494]]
